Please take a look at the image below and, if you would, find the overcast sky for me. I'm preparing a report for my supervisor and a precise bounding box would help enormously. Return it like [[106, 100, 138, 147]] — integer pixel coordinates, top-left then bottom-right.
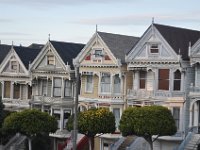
[[0, 0, 200, 46]]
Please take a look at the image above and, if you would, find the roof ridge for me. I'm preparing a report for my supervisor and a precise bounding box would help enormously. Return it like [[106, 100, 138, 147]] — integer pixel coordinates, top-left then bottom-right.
[[97, 31, 139, 38], [50, 40, 85, 45], [154, 23, 200, 32]]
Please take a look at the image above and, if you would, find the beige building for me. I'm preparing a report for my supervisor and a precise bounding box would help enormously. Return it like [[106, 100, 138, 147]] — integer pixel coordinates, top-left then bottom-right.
[[74, 31, 139, 149]]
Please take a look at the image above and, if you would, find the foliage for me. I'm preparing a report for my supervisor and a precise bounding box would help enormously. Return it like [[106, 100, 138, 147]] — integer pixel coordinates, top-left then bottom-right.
[[0, 96, 5, 127], [119, 106, 177, 149], [2, 109, 58, 137], [67, 108, 116, 137]]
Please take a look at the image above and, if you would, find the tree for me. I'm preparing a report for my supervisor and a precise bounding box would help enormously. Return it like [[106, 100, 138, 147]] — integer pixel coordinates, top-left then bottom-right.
[[119, 106, 177, 150], [66, 108, 116, 150], [0, 97, 4, 127], [2, 109, 57, 150]]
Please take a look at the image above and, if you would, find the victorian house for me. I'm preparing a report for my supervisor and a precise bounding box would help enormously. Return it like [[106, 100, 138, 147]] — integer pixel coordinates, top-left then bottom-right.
[[74, 31, 139, 149], [0, 45, 41, 111], [126, 23, 200, 150], [29, 40, 85, 147]]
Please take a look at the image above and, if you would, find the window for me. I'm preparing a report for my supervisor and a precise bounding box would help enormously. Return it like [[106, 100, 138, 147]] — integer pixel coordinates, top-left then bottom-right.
[[42, 80, 47, 96], [101, 73, 111, 93], [113, 75, 120, 94], [94, 50, 103, 58], [173, 107, 180, 130], [139, 71, 146, 89], [174, 70, 181, 91], [47, 55, 54, 65], [113, 108, 120, 129], [11, 61, 17, 71], [86, 75, 93, 92], [64, 80, 71, 97], [4, 81, 10, 98], [150, 44, 159, 54], [158, 69, 169, 90], [13, 84, 20, 99], [28, 85, 32, 99], [53, 78, 62, 97]]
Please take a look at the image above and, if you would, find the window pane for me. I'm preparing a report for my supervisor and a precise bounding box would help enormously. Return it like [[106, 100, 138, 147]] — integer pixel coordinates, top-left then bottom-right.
[[65, 80, 71, 97], [174, 70, 181, 91], [139, 71, 146, 89], [114, 75, 120, 93], [86, 75, 93, 92], [101, 73, 111, 93], [4, 81, 10, 98], [150, 44, 159, 53], [54, 78, 61, 97], [13, 84, 20, 99], [28, 86, 32, 99], [158, 69, 169, 90], [173, 107, 180, 129]]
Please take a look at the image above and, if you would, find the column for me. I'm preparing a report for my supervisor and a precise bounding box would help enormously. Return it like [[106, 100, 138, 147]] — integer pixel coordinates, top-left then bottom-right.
[[133, 71, 139, 90], [61, 77, 64, 98], [194, 102, 198, 126], [2, 81, 4, 99], [110, 73, 114, 96], [11, 81, 14, 99], [189, 103, 194, 127], [60, 108, 64, 131], [51, 77, 54, 97]]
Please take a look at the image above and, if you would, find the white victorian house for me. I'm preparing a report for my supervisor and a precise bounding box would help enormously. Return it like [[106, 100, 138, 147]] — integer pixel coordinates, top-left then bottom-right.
[[29, 40, 84, 148], [126, 23, 200, 150], [0, 44, 41, 111]]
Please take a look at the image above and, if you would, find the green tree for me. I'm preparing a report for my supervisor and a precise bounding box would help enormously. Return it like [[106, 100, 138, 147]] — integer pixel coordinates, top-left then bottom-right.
[[3, 109, 57, 150], [0, 97, 4, 127], [66, 108, 116, 150], [119, 106, 177, 150]]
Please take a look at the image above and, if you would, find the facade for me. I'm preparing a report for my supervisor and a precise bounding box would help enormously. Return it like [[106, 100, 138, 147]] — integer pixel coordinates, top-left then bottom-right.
[[74, 31, 139, 149], [0, 45, 41, 111], [126, 23, 200, 149], [1, 23, 200, 150]]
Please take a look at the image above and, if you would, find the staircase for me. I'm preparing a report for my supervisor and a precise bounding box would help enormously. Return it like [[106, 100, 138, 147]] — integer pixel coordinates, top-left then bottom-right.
[[117, 136, 137, 150], [3, 133, 27, 150], [184, 134, 200, 150]]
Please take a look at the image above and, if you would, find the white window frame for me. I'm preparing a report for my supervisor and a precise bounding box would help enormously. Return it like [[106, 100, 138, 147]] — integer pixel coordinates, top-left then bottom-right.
[[149, 43, 159, 54], [10, 61, 18, 71], [94, 49, 103, 58], [173, 107, 180, 130], [85, 75, 93, 93]]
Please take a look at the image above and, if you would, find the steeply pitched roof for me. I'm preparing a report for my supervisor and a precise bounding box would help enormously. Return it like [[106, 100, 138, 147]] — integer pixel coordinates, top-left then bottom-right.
[[154, 23, 200, 60], [97, 32, 140, 63], [14, 46, 42, 69], [50, 40, 85, 69], [0, 44, 12, 64], [28, 43, 44, 49]]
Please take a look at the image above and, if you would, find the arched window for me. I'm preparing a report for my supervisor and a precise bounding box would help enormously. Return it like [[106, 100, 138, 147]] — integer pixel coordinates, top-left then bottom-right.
[[174, 70, 181, 91], [113, 74, 121, 94]]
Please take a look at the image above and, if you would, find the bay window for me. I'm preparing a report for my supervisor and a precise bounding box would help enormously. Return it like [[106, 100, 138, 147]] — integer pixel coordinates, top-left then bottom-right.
[[113, 74, 120, 94], [174, 70, 181, 91], [158, 69, 169, 90], [86, 75, 93, 92], [64, 80, 72, 97], [139, 71, 146, 89]]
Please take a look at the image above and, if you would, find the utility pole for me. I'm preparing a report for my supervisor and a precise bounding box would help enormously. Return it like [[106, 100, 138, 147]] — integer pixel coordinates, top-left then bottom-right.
[[73, 64, 79, 150]]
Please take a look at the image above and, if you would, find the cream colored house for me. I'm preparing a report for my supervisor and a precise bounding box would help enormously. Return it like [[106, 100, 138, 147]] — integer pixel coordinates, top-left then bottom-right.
[[74, 31, 139, 149]]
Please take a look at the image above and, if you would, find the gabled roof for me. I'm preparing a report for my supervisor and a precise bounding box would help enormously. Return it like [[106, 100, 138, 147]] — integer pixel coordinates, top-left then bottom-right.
[[50, 40, 85, 68], [0, 44, 11, 64], [154, 23, 200, 60], [97, 32, 139, 63], [14, 46, 42, 69], [28, 43, 44, 49]]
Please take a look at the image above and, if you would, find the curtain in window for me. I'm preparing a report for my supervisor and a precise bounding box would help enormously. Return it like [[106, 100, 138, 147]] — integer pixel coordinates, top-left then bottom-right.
[[113, 75, 120, 94], [54, 78, 61, 97], [86, 75, 93, 92], [42, 80, 47, 96], [65, 80, 72, 97], [101, 73, 111, 93], [158, 69, 169, 90]]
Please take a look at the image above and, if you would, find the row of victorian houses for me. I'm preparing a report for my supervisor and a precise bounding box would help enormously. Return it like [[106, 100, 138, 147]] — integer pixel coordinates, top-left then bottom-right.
[[1, 22, 200, 150]]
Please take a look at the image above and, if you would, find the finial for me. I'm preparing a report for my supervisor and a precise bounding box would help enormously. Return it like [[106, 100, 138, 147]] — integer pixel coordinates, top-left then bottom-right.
[[152, 17, 154, 24], [96, 24, 98, 32], [48, 34, 51, 41]]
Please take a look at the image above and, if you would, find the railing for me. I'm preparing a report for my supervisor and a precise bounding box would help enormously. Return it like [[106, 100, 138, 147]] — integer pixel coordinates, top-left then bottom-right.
[[110, 137, 125, 150], [2, 98, 29, 107], [177, 132, 193, 150], [127, 89, 185, 99], [31, 95, 73, 104]]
